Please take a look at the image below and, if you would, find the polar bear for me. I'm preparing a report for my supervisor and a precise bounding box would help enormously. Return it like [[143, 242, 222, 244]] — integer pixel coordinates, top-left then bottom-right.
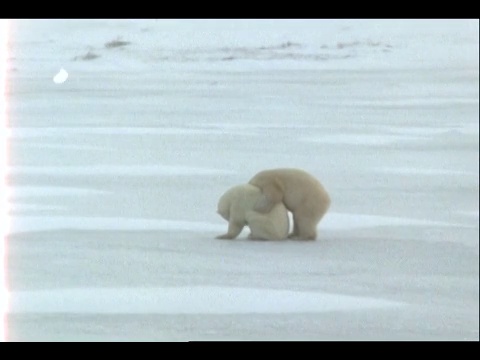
[[216, 184, 289, 240], [248, 168, 331, 240]]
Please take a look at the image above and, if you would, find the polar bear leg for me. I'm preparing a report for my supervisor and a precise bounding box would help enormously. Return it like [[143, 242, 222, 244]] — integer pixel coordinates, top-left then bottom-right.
[[289, 208, 319, 240], [246, 212, 276, 240], [245, 209, 288, 240], [216, 198, 247, 240], [216, 216, 245, 239]]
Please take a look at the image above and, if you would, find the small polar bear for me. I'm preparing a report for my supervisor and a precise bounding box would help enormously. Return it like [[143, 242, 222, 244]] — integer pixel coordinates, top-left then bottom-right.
[[216, 183, 289, 240], [249, 168, 331, 240]]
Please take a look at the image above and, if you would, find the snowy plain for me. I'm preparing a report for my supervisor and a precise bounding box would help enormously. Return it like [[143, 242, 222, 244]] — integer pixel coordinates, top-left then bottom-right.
[[4, 19, 479, 341]]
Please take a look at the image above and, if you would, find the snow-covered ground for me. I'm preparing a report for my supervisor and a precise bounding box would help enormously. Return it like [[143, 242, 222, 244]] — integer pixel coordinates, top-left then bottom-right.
[[4, 19, 479, 341]]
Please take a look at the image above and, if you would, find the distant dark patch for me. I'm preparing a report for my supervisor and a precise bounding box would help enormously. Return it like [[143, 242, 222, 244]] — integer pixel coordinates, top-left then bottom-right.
[[280, 41, 301, 49], [222, 56, 236, 61], [336, 40, 393, 51], [313, 54, 334, 61], [337, 41, 360, 49], [73, 51, 100, 61], [259, 41, 302, 51], [105, 38, 131, 49]]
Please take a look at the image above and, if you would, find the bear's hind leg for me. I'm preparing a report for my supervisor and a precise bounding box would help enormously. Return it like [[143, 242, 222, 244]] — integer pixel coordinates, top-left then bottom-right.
[[289, 210, 318, 240]]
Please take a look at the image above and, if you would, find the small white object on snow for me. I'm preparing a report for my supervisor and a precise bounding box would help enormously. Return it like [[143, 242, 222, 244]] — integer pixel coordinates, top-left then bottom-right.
[[53, 68, 68, 84]]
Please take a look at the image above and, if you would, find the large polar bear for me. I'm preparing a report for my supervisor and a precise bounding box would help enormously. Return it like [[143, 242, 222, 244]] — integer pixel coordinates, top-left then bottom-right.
[[216, 184, 289, 240], [248, 168, 331, 240]]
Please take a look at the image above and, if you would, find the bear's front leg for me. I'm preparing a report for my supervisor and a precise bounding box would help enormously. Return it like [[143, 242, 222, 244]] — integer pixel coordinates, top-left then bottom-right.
[[216, 220, 244, 240]]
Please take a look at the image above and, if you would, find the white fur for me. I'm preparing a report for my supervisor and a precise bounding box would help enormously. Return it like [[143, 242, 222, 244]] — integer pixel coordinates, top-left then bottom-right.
[[249, 168, 331, 240], [216, 184, 289, 240]]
